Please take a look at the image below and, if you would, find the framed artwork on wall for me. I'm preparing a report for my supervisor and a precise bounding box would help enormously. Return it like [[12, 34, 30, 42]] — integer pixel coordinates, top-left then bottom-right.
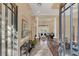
[[21, 19, 29, 38]]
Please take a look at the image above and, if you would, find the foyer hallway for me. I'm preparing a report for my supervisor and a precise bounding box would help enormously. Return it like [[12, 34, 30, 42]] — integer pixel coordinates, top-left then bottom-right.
[[0, 3, 79, 56]]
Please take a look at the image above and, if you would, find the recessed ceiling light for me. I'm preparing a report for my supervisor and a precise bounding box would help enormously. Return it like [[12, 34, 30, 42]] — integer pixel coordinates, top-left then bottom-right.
[[37, 3, 42, 7]]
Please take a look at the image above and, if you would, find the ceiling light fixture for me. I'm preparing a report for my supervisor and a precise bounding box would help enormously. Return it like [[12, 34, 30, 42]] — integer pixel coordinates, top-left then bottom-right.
[[37, 3, 42, 7]]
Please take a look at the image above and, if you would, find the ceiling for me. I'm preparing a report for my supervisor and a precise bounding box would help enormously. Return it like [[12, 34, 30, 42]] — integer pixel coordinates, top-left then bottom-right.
[[29, 3, 60, 26], [29, 3, 59, 16]]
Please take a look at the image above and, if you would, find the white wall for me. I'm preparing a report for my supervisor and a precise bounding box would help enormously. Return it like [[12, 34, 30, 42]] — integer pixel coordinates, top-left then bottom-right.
[[16, 3, 32, 55]]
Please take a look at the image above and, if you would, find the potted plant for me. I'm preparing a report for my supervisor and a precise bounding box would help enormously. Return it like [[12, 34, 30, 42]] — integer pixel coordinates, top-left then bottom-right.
[[31, 39, 37, 48]]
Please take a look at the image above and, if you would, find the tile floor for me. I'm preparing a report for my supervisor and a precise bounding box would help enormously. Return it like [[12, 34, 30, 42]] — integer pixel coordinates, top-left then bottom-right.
[[29, 40, 53, 56]]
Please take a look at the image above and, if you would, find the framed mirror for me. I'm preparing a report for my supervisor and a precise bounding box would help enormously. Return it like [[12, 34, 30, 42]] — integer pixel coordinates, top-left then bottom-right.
[[21, 19, 29, 38]]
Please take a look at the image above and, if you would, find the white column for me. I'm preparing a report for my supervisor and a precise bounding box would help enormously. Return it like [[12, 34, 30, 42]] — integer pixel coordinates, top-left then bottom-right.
[[36, 16, 39, 38], [7, 7, 11, 56], [54, 17, 56, 38], [2, 4, 5, 56]]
